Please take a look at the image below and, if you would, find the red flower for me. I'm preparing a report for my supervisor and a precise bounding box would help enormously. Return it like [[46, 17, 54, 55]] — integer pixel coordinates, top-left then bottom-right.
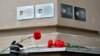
[[47, 39, 53, 48], [54, 39, 65, 47], [33, 30, 41, 40]]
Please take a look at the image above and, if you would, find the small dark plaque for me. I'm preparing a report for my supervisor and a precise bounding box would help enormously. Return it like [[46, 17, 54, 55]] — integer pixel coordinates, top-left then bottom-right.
[[74, 7, 86, 21], [61, 4, 73, 19]]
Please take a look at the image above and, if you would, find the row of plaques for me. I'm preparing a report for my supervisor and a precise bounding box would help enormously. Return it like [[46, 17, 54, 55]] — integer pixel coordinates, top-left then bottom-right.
[[61, 4, 86, 21], [17, 3, 54, 20], [17, 3, 86, 21]]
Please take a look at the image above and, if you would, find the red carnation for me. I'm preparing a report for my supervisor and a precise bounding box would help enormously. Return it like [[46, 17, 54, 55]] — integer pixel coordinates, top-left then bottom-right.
[[47, 39, 53, 48], [33, 30, 41, 40], [54, 39, 65, 47]]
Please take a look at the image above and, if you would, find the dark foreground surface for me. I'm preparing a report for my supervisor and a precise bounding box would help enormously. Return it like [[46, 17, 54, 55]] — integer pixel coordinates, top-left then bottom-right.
[[0, 47, 100, 56], [1, 51, 100, 56]]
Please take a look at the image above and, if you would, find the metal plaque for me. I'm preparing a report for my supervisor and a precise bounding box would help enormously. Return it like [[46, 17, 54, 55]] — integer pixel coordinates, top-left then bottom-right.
[[74, 7, 86, 21], [17, 5, 34, 20], [35, 3, 54, 18], [61, 4, 73, 19]]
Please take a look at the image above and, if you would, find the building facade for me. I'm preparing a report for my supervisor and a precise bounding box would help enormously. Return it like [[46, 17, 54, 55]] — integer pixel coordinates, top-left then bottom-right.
[[0, 0, 100, 55]]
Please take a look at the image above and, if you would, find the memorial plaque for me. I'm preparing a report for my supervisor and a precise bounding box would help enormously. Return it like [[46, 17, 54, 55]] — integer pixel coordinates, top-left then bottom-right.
[[74, 7, 86, 21], [35, 3, 54, 18], [17, 6, 34, 20], [61, 4, 73, 19]]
